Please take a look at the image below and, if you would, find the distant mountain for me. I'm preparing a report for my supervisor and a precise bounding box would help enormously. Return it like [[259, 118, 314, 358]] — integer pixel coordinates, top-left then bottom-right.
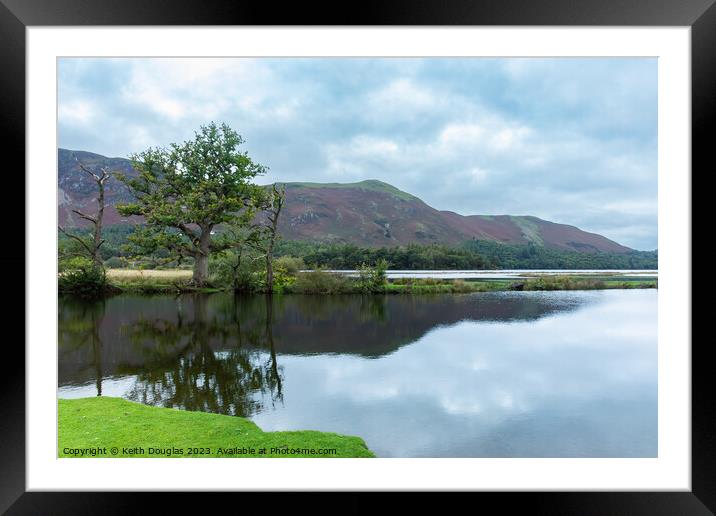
[[58, 148, 632, 253], [58, 149, 141, 227]]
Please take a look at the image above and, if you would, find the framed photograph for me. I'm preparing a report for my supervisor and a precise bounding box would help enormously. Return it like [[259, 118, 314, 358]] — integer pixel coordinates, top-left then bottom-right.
[[3, 0, 711, 512]]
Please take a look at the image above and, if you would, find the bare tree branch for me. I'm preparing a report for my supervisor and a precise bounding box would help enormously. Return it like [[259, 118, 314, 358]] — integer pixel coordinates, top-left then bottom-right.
[[63, 157, 111, 270], [59, 226, 95, 257], [71, 209, 97, 224]]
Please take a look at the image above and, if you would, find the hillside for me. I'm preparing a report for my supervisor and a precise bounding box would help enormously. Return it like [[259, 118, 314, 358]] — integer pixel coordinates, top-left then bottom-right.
[[58, 148, 632, 253]]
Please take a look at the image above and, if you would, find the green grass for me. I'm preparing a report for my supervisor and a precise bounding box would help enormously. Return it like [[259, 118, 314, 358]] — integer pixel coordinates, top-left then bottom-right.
[[510, 216, 544, 246], [97, 267, 657, 296], [283, 179, 418, 201], [59, 397, 375, 458], [383, 278, 513, 294], [519, 275, 657, 291]]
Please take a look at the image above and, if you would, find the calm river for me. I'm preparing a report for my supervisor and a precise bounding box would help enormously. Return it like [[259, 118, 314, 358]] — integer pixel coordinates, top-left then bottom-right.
[[58, 290, 657, 457]]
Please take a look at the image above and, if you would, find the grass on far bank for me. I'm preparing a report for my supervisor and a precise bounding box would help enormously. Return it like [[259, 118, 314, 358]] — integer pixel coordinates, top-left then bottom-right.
[[106, 269, 193, 281], [59, 397, 374, 458], [105, 268, 221, 294]]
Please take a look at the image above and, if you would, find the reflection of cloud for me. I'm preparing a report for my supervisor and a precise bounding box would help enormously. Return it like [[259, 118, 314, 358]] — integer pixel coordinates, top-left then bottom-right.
[[252, 290, 657, 457]]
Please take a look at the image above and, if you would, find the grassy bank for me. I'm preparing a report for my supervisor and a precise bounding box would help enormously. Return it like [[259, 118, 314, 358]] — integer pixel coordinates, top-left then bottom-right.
[[383, 277, 656, 294], [59, 397, 374, 458], [105, 269, 221, 294], [99, 269, 657, 295]]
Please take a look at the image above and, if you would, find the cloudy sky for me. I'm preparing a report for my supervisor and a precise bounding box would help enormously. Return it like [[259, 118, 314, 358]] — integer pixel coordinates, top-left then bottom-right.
[[58, 58, 657, 250]]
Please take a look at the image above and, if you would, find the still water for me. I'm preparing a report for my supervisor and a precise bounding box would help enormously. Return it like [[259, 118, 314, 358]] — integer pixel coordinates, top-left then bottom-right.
[[332, 269, 659, 279], [59, 290, 657, 457]]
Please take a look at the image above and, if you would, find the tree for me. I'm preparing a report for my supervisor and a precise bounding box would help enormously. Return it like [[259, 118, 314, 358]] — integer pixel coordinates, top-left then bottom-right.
[[58, 159, 110, 271], [251, 183, 286, 293], [210, 214, 264, 291], [116, 122, 266, 286]]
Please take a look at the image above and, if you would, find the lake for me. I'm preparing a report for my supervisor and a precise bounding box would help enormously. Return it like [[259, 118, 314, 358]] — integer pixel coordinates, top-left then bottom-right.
[[328, 269, 659, 280], [58, 289, 657, 457]]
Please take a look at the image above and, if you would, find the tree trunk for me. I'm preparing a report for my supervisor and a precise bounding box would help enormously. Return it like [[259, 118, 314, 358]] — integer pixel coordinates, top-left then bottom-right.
[[194, 254, 209, 286], [265, 294, 282, 399], [93, 178, 105, 268], [265, 249, 273, 293], [193, 227, 212, 286]]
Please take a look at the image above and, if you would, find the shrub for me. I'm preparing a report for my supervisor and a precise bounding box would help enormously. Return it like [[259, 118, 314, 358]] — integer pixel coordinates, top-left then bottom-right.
[[355, 258, 389, 293], [210, 250, 263, 292], [58, 256, 108, 298], [290, 269, 351, 294], [271, 264, 295, 293], [274, 256, 306, 275], [104, 256, 127, 269]]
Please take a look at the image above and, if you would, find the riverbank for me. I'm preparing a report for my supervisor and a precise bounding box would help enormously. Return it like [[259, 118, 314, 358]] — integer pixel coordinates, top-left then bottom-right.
[[59, 397, 374, 458], [100, 268, 657, 295]]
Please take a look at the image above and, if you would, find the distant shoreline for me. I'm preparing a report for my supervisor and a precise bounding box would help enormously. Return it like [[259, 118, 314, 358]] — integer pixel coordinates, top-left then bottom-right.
[[60, 268, 657, 297]]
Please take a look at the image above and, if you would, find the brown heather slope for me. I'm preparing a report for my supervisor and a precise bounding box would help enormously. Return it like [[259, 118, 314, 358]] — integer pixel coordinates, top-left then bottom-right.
[[277, 181, 631, 252], [58, 149, 141, 227], [58, 148, 631, 253]]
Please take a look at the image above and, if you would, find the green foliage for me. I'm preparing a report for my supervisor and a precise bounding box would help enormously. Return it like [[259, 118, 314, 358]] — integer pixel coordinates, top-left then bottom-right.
[[271, 264, 295, 294], [274, 256, 305, 275], [59, 224, 147, 262], [275, 241, 490, 270], [356, 258, 389, 293], [289, 269, 352, 294], [210, 249, 301, 294], [58, 231, 90, 259], [209, 250, 264, 292], [461, 239, 658, 269], [116, 122, 267, 282], [104, 256, 127, 269], [58, 256, 108, 298], [273, 239, 657, 270], [74, 230, 658, 272]]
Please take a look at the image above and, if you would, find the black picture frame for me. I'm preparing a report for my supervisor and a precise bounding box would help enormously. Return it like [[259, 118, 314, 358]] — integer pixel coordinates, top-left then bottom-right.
[[1, 0, 710, 512]]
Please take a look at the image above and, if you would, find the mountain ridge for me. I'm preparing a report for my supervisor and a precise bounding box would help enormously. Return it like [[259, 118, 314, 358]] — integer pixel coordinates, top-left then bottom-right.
[[57, 148, 632, 253]]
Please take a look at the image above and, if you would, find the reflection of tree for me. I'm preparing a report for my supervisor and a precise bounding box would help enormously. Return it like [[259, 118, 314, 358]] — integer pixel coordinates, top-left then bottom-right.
[[359, 295, 387, 324], [59, 291, 586, 409], [264, 294, 283, 405], [58, 297, 106, 396], [122, 294, 284, 417]]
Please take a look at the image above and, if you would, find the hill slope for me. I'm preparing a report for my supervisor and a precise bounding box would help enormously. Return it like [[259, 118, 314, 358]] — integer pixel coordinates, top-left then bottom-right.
[[58, 148, 631, 253]]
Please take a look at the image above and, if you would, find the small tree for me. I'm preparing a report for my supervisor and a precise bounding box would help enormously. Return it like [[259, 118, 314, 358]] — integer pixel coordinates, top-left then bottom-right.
[[356, 258, 389, 293], [210, 213, 264, 291], [251, 183, 286, 293], [58, 160, 110, 271], [117, 123, 266, 286]]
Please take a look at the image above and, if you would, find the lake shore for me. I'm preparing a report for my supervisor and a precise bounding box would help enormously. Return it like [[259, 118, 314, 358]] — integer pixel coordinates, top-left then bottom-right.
[[59, 397, 375, 458], [100, 268, 657, 295]]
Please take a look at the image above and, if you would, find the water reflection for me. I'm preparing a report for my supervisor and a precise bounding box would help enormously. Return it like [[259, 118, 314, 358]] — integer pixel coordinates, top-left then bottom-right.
[[60, 294, 284, 416], [59, 290, 657, 457], [58, 299, 106, 396]]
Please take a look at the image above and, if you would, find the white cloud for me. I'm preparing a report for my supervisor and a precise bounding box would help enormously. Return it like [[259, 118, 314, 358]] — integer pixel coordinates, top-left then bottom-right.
[[369, 78, 434, 111], [439, 122, 485, 147], [58, 100, 96, 126], [57, 57, 658, 249]]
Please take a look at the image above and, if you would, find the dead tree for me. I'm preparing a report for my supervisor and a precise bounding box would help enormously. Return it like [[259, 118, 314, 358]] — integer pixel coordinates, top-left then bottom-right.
[[58, 160, 111, 270], [255, 183, 285, 293]]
